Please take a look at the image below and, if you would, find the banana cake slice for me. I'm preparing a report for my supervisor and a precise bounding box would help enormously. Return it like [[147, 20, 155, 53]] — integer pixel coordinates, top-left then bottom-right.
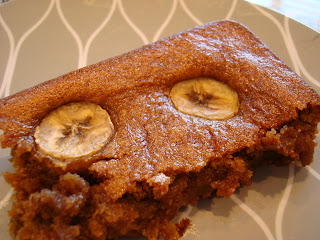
[[1, 20, 320, 240]]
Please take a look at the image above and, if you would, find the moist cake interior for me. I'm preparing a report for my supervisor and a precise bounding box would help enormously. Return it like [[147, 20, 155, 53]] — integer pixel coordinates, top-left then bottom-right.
[[3, 102, 320, 240]]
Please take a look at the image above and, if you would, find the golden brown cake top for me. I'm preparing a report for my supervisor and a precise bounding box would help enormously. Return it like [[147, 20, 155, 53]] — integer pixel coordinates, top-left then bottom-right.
[[0, 20, 319, 199]]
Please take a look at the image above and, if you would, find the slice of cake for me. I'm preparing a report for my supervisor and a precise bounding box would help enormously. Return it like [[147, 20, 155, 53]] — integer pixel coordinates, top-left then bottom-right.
[[1, 20, 320, 240]]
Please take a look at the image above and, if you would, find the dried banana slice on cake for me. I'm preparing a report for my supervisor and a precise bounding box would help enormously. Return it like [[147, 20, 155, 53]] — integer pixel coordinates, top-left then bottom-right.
[[170, 77, 239, 120], [34, 102, 114, 160]]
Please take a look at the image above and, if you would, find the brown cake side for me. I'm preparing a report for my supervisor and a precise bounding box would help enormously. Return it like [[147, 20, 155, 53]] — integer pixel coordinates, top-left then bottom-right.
[[1, 20, 320, 239]]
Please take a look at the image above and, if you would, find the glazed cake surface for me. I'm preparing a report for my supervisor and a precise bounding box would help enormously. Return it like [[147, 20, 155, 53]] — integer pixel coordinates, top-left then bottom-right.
[[1, 20, 320, 239]]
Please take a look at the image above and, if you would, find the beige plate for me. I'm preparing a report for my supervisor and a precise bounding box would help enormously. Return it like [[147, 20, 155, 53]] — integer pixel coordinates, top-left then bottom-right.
[[0, 0, 320, 239]]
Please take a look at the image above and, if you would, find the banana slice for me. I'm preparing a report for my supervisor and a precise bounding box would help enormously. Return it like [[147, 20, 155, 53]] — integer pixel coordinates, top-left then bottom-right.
[[170, 77, 239, 120], [34, 102, 114, 160]]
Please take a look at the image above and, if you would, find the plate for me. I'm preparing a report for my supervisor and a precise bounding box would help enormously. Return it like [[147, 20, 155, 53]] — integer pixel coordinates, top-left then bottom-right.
[[0, 0, 320, 239]]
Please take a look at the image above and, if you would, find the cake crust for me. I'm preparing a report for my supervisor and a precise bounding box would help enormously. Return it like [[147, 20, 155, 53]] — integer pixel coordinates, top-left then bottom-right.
[[1, 20, 320, 239]]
